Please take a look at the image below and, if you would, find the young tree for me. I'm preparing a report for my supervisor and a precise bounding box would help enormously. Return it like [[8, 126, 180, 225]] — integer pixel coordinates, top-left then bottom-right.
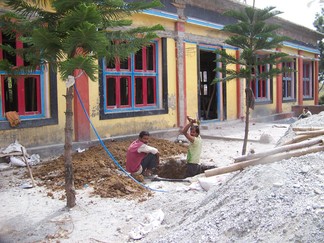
[[0, 0, 163, 208], [313, 8, 324, 84], [213, 6, 290, 155]]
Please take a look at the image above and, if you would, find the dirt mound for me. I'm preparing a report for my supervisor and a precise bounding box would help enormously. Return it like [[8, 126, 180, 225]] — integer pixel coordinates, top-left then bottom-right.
[[31, 137, 187, 199], [157, 158, 187, 179]]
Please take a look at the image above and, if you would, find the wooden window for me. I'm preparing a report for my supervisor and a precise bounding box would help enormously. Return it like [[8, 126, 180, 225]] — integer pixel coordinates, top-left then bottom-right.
[[103, 42, 158, 113], [134, 45, 155, 72], [282, 60, 296, 100], [303, 61, 313, 98], [2, 75, 41, 115], [106, 57, 130, 71], [251, 61, 271, 100], [1, 31, 44, 118], [135, 77, 156, 106], [106, 76, 131, 108]]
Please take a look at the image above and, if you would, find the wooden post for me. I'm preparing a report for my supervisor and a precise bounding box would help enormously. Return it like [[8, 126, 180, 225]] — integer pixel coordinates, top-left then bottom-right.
[[282, 132, 324, 146], [21, 147, 36, 187], [295, 129, 324, 136]]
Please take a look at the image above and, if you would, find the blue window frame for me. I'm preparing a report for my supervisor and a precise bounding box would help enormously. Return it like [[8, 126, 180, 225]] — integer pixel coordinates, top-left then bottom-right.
[[251, 58, 271, 102], [102, 41, 159, 113], [303, 61, 313, 98], [0, 30, 47, 121], [282, 60, 296, 101], [0, 30, 58, 130]]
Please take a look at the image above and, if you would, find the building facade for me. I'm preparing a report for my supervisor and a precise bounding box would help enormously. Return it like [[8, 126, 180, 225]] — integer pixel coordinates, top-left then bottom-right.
[[0, 0, 323, 150]]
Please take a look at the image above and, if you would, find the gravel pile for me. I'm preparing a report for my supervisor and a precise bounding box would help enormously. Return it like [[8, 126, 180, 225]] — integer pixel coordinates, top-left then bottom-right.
[[142, 113, 324, 243], [278, 111, 324, 146]]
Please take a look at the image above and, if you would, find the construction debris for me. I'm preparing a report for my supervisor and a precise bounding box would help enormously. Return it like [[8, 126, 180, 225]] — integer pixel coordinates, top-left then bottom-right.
[[205, 112, 324, 177], [0, 141, 41, 169]]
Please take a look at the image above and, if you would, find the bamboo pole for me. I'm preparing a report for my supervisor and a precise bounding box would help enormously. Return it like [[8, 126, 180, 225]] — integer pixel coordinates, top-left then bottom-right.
[[234, 137, 324, 163], [295, 129, 324, 136], [292, 127, 324, 131], [281, 134, 315, 146], [21, 147, 36, 187], [205, 145, 324, 177]]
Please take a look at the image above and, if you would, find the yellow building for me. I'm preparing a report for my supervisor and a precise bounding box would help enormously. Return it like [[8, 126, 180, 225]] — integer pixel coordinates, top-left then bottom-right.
[[0, 0, 323, 155]]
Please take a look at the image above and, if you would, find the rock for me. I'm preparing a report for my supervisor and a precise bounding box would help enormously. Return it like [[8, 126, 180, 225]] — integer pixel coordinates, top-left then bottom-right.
[[259, 133, 274, 144]]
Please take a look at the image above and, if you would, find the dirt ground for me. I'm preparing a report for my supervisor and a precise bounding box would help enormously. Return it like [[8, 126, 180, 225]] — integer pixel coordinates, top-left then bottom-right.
[[1, 117, 324, 242], [31, 137, 188, 199]]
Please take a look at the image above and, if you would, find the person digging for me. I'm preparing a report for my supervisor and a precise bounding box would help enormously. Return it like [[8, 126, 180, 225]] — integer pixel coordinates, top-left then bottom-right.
[[126, 131, 160, 182], [181, 116, 215, 177]]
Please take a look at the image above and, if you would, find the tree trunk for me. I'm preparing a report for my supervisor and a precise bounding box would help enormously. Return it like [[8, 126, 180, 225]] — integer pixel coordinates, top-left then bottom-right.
[[64, 86, 76, 208], [242, 106, 250, 155], [242, 86, 254, 155]]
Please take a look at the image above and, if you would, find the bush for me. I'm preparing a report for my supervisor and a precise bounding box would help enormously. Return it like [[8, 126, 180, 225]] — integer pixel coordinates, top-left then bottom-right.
[[319, 93, 324, 105]]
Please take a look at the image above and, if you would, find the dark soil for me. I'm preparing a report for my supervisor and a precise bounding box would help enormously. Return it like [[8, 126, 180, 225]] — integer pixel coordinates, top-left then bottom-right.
[[31, 137, 187, 199]]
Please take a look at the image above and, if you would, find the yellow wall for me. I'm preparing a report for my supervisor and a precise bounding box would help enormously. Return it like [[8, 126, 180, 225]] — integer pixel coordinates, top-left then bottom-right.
[[225, 50, 238, 120], [185, 43, 199, 118], [131, 13, 175, 32], [166, 38, 178, 124], [185, 23, 224, 40]]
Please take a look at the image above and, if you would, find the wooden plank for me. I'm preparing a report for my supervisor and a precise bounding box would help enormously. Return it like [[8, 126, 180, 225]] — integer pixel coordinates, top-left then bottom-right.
[[292, 127, 324, 131], [234, 137, 324, 163], [205, 145, 324, 177]]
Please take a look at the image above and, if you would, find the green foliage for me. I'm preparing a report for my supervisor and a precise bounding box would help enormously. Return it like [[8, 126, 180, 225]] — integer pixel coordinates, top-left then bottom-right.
[[313, 8, 324, 79], [319, 93, 324, 105], [59, 55, 98, 80], [1, 0, 164, 80], [213, 6, 291, 85]]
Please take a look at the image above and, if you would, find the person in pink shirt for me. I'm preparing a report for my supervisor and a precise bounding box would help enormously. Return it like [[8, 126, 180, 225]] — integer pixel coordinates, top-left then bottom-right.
[[126, 131, 160, 178]]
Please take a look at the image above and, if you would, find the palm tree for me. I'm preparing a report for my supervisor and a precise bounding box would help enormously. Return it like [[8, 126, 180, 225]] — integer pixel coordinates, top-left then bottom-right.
[[213, 6, 291, 155], [0, 0, 163, 208]]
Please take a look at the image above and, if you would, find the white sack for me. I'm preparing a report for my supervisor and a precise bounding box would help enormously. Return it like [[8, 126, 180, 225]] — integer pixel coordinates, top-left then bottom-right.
[[129, 209, 165, 240]]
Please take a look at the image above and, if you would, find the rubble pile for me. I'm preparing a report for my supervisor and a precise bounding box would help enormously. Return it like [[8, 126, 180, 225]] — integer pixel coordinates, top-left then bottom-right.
[[142, 113, 324, 243]]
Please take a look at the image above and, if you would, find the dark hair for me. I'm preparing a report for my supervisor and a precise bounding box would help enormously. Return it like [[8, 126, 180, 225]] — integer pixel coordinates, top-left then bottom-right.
[[139, 131, 150, 138], [191, 125, 200, 135]]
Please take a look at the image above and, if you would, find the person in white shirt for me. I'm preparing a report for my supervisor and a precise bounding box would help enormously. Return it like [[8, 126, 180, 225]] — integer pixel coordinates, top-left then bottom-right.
[[298, 107, 312, 119]]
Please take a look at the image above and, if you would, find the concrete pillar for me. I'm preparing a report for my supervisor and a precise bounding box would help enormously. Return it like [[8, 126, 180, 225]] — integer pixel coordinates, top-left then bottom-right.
[[276, 48, 283, 113], [236, 50, 242, 119], [73, 70, 90, 142], [173, 1, 187, 127]]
